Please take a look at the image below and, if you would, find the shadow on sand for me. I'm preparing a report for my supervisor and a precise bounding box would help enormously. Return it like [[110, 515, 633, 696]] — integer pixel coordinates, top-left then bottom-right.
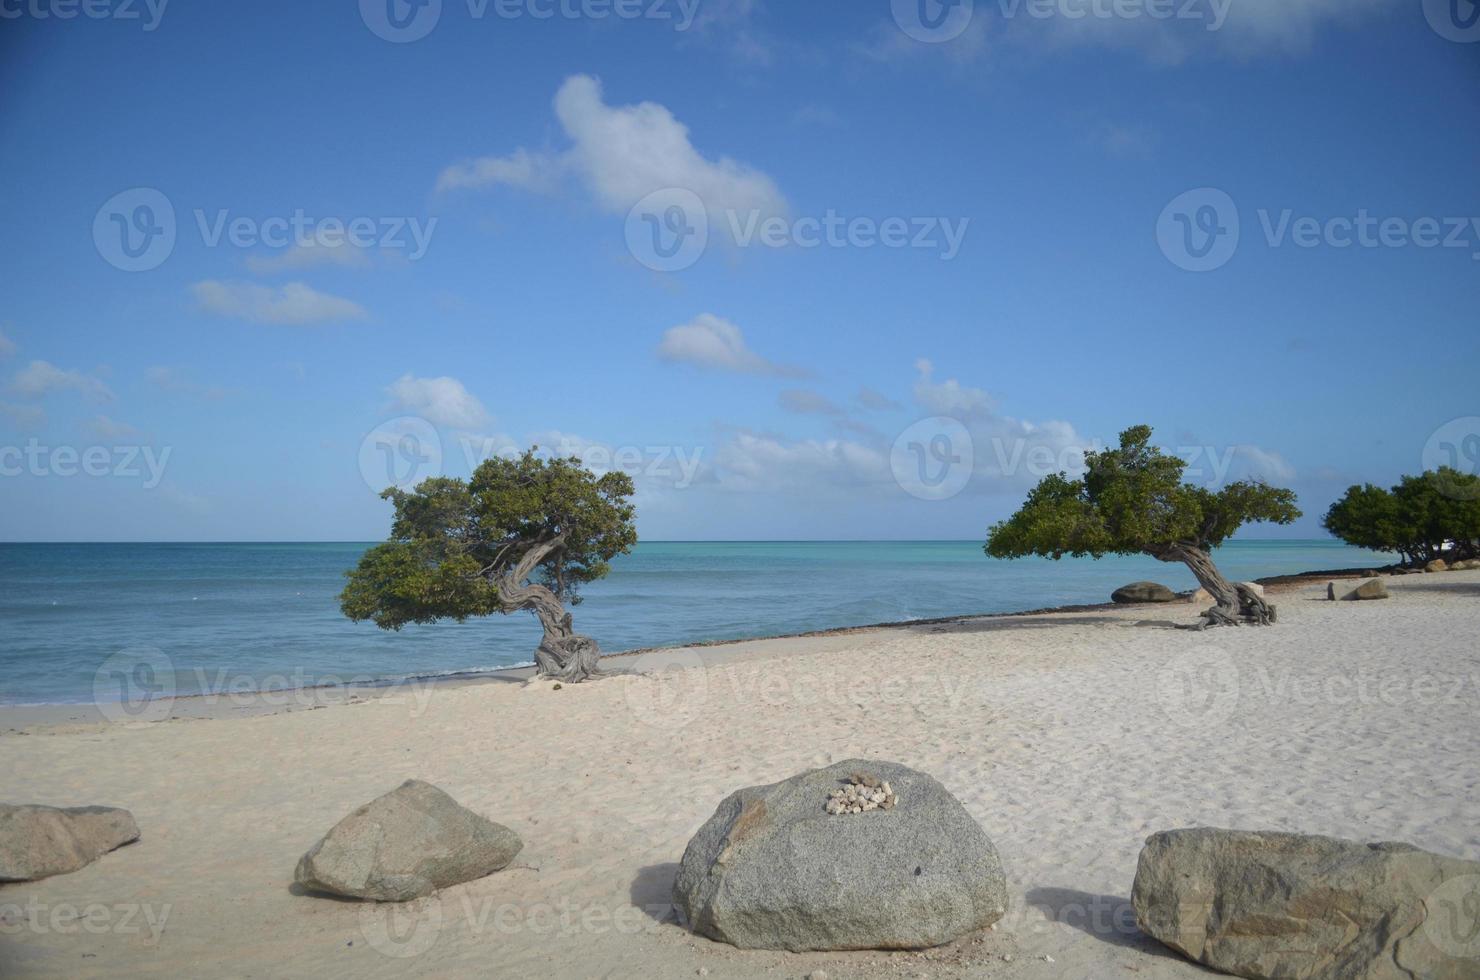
[[905, 615, 1125, 637], [630, 862, 682, 926], [1023, 887, 1185, 961], [1394, 580, 1480, 598]]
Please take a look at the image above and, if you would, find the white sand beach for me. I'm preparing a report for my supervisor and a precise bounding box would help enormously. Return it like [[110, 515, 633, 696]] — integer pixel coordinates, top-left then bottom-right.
[[3, 571, 1478, 979]]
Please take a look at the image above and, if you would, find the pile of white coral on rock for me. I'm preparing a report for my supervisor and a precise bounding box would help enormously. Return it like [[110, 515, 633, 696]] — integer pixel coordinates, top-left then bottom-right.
[[825, 772, 898, 814]]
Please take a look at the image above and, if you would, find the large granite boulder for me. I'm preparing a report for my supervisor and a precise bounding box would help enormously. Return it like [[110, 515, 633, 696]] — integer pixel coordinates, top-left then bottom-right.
[[1328, 578, 1389, 601], [0, 803, 140, 882], [1427, 559, 1450, 573], [1112, 582, 1178, 604], [673, 759, 1007, 951], [1132, 827, 1480, 979], [295, 780, 522, 901]]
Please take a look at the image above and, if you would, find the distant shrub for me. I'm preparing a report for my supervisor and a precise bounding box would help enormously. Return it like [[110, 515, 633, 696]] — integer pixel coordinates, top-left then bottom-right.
[[1323, 468, 1480, 566]]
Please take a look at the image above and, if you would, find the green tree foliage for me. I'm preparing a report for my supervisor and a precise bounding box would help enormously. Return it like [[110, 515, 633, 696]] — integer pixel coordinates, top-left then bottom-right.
[[1323, 468, 1480, 565], [986, 425, 1301, 627], [341, 450, 637, 680]]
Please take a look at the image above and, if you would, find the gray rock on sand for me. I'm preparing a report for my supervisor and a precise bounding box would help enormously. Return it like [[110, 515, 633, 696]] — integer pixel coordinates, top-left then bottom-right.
[[673, 759, 1008, 951], [295, 780, 522, 901], [1189, 582, 1265, 605], [1328, 578, 1389, 601], [0, 803, 140, 882], [1132, 827, 1480, 980], [1112, 582, 1177, 604]]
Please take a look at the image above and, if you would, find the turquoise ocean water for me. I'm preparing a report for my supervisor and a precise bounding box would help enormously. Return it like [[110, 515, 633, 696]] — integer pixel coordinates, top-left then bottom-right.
[[0, 540, 1390, 704]]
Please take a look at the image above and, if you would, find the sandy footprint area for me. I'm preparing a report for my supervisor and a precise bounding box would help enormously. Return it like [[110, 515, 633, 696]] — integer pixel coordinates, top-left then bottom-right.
[[3, 571, 1478, 978]]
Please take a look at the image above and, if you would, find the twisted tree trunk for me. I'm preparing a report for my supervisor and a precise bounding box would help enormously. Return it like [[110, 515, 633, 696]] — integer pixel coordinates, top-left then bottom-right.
[[1156, 544, 1275, 629], [496, 536, 603, 682]]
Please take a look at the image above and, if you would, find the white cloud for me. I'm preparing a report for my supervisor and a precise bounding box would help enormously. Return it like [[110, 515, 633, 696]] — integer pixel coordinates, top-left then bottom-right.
[[0, 402, 45, 429], [857, 386, 901, 411], [1230, 444, 1297, 483], [657, 314, 804, 376], [87, 415, 141, 440], [1002, 0, 1397, 63], [778, 389, 842, 415], [8, 360, 113, 402], [714, 430, 891, 493], [1094, 121, 1157, 159], [244, 241, 374, 275], [706, 358, 1095, 498], [0, 327, 15, 358], [792, 103, 844, 129], [387, 375, 493, 430], [436, 147, 559, 194], [912, 358, 993, 419], [147, 366, 229, 401], [687, 0, 775, 63], [192, 281, 367, 325], [440, 75, 787, 238], [860, 14, 990, 65], [159, 483, 211, 515]]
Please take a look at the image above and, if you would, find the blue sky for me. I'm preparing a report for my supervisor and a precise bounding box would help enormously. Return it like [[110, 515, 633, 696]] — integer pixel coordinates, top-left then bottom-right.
[[1, 0, 1477, 541]]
